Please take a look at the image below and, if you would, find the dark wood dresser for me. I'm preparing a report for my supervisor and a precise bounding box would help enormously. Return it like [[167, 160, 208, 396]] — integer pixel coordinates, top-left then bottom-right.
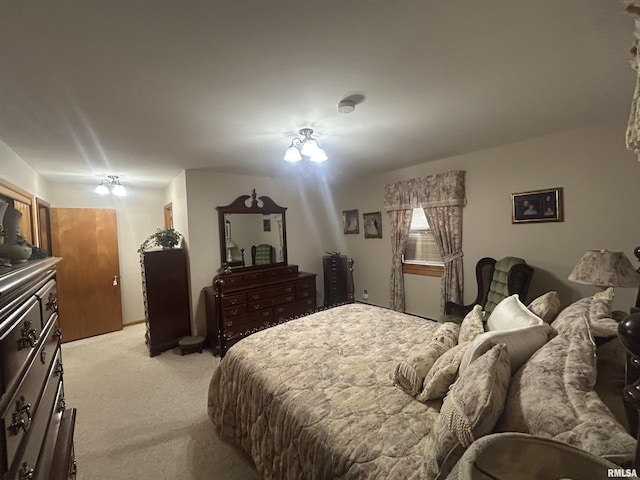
[[323, 255, 355, 307], [0, 257, 76, 480], [140, 249, 191, 357], [204, 264, 316, 356]]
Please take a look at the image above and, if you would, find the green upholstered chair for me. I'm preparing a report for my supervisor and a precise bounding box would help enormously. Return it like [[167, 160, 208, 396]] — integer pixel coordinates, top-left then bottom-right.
[[251, 244, 275, 265], [441, 257, 534, 323]]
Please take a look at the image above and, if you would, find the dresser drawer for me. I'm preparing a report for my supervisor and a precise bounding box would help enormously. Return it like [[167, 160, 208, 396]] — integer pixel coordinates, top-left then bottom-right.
[[296, 289, 314, 300], [243, 272, 264, 281], [274, 298, 316, 322], [295, 279, 315, 291], [247, 288, 276, 302], [248, 298, 276, 311], [1, 323, 58, 471], [1, 297, 43, 392], [272, 284, 295, 296], [7, 350, 63, 480], [35, 280, 58, 329], [222, 293, 246, 308], [223, 305, 247, 319], [273, 293, 296, 305]]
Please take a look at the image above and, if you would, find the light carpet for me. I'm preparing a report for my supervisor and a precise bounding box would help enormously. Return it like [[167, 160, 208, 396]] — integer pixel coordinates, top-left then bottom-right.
[[61, 323, 260, 480]]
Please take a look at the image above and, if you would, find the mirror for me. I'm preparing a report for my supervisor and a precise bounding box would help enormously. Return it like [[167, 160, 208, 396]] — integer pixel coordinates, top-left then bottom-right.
[[217, 190, 287, 269]]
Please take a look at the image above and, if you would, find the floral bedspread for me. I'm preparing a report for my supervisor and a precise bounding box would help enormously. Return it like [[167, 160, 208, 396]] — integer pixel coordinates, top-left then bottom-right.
[[208, 303, 443, 479]]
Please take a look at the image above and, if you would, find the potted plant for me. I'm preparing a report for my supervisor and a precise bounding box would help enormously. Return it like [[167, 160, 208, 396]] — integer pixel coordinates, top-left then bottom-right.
[[138, 227, 183, 253]]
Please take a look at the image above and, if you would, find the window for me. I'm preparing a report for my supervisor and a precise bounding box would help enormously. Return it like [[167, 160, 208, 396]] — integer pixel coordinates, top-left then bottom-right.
[[402, 208, 443, 277]]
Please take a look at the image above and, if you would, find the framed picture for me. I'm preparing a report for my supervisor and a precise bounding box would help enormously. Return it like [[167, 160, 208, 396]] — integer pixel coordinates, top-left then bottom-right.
[[342, 209, 359, 234], [511, 187, 563, 223], [263, 218, 271, 232], [363, 211, 382, 239]]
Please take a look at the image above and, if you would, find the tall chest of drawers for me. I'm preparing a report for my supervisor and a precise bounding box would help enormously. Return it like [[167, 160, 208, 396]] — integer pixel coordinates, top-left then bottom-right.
[[204, 264, 316, 357], [0, 257, 76, 480], [323, 255, 355, 307], [140, 249, 192, 357]]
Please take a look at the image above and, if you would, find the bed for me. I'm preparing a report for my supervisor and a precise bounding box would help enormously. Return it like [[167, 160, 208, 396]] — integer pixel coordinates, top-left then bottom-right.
[[208, 296, 638, 479]]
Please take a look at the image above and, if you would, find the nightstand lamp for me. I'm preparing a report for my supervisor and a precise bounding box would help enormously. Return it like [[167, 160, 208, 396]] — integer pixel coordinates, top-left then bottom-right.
[[568, 249, 640, 292]]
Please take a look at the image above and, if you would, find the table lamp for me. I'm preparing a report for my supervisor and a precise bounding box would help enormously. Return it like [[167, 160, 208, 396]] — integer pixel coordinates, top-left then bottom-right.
[[568, 249, 640, 290]]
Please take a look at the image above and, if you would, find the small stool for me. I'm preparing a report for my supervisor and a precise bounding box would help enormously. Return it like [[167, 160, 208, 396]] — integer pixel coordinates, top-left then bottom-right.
[[178, 336, 205, 355]]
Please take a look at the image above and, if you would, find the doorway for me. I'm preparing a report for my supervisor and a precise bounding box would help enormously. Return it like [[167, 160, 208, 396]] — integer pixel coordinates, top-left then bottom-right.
[[50, 208, 123, 342]]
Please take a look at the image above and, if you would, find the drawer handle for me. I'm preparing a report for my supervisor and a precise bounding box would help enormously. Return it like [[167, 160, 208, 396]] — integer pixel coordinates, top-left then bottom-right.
[[285, 296, 293, 302], [17, 321, 38, 350], [230, 299, 238, 305], [226, 320, 234, 327], [54, 361, 64, 377], [230, 309, 238, 315], [18, 462, 34, 480], [285, 287, 292, 293], [301, 292, 309, 298], [251, 294, 260, 300], [253, 305, 260, 310], [46, 293, 58, 313], [276, 307, 284, 313], [54, 327, 63, 340], [9, 396, 32, 436], [262, 311, 270, 317], [56, 396, 66, 413]]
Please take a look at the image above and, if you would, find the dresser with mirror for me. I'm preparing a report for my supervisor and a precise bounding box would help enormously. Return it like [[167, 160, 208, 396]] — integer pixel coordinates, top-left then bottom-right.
[[204, 190, 317, 357]]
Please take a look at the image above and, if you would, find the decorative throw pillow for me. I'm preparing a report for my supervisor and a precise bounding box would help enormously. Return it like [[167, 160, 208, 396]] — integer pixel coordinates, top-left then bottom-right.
[[459, 324, 552, 375], [393, 322, 460, 396], [423, 343, 511, 479], [418, 342, 470, 402], [550, 296, 592, 336], [527, 291, 561, 324], [432, 321, 462, 348], [590, 287, 614, 323], [486, 294, 544, 332], [458, 305, 485, 343]]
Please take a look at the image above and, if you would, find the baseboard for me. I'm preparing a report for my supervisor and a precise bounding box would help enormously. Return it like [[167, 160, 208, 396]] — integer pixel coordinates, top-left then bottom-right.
[[124, 319, 146, 327]]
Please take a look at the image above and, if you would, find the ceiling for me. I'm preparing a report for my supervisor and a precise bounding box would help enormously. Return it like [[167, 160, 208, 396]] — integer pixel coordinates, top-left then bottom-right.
[[0, 1, 635, 189]]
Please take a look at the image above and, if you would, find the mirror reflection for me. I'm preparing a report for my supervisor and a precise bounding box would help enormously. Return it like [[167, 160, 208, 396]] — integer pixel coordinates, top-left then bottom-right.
[[224, 213, 285, 266]]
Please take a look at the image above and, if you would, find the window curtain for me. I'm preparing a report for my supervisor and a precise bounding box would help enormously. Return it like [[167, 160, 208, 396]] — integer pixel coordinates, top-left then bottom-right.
[[383, 170, 466, 312], [625, 3, 640, 159]]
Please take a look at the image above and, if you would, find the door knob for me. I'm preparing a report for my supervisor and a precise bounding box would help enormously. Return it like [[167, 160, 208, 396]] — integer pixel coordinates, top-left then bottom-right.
[[113, 275, 119, 286]]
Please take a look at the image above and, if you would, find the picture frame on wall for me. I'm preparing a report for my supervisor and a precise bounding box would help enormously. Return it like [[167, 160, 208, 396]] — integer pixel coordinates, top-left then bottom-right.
[[343, 209, 359, 234], [263, 218, 271, 232], [511, 187, 563, 223], [363, 211, 382, 239]]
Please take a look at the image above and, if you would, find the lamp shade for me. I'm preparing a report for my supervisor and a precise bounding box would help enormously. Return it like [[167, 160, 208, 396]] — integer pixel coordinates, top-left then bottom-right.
[[284, 146, 302, 162], [94, 183, 110, 195], [300, 138, 319, 156], [309, 147, 328, 163], [112, 184, 127, 196], [568, 250, 640, 288]]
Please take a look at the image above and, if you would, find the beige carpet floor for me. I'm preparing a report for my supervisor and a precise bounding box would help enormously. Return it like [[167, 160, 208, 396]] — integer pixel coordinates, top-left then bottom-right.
[[61, 323, 261, 480]]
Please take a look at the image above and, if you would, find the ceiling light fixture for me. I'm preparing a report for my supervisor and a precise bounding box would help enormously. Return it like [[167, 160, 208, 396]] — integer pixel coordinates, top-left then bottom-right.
[[95, 175, 127, 196], [284, 128, 328, 163]]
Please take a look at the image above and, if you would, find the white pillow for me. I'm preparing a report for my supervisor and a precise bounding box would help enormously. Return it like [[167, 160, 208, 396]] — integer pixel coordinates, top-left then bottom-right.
[[459, 324, 551, 374], [486, 294, 544, 332]]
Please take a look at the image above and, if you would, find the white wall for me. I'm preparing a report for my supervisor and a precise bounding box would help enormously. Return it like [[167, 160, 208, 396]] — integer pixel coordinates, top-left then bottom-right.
[[183, 170, 336, 335], [0, 139, 50, 200], [330, 119, 640, 317], [47, 183, 166, 325]]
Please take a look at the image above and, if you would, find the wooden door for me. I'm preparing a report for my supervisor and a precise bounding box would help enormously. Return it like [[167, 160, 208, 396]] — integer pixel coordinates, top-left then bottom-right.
[[50, 208, 123, 342]]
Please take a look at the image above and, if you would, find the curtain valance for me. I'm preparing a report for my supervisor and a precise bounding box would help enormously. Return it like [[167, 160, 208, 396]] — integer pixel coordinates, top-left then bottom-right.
[[383, 170, 466, 212]]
